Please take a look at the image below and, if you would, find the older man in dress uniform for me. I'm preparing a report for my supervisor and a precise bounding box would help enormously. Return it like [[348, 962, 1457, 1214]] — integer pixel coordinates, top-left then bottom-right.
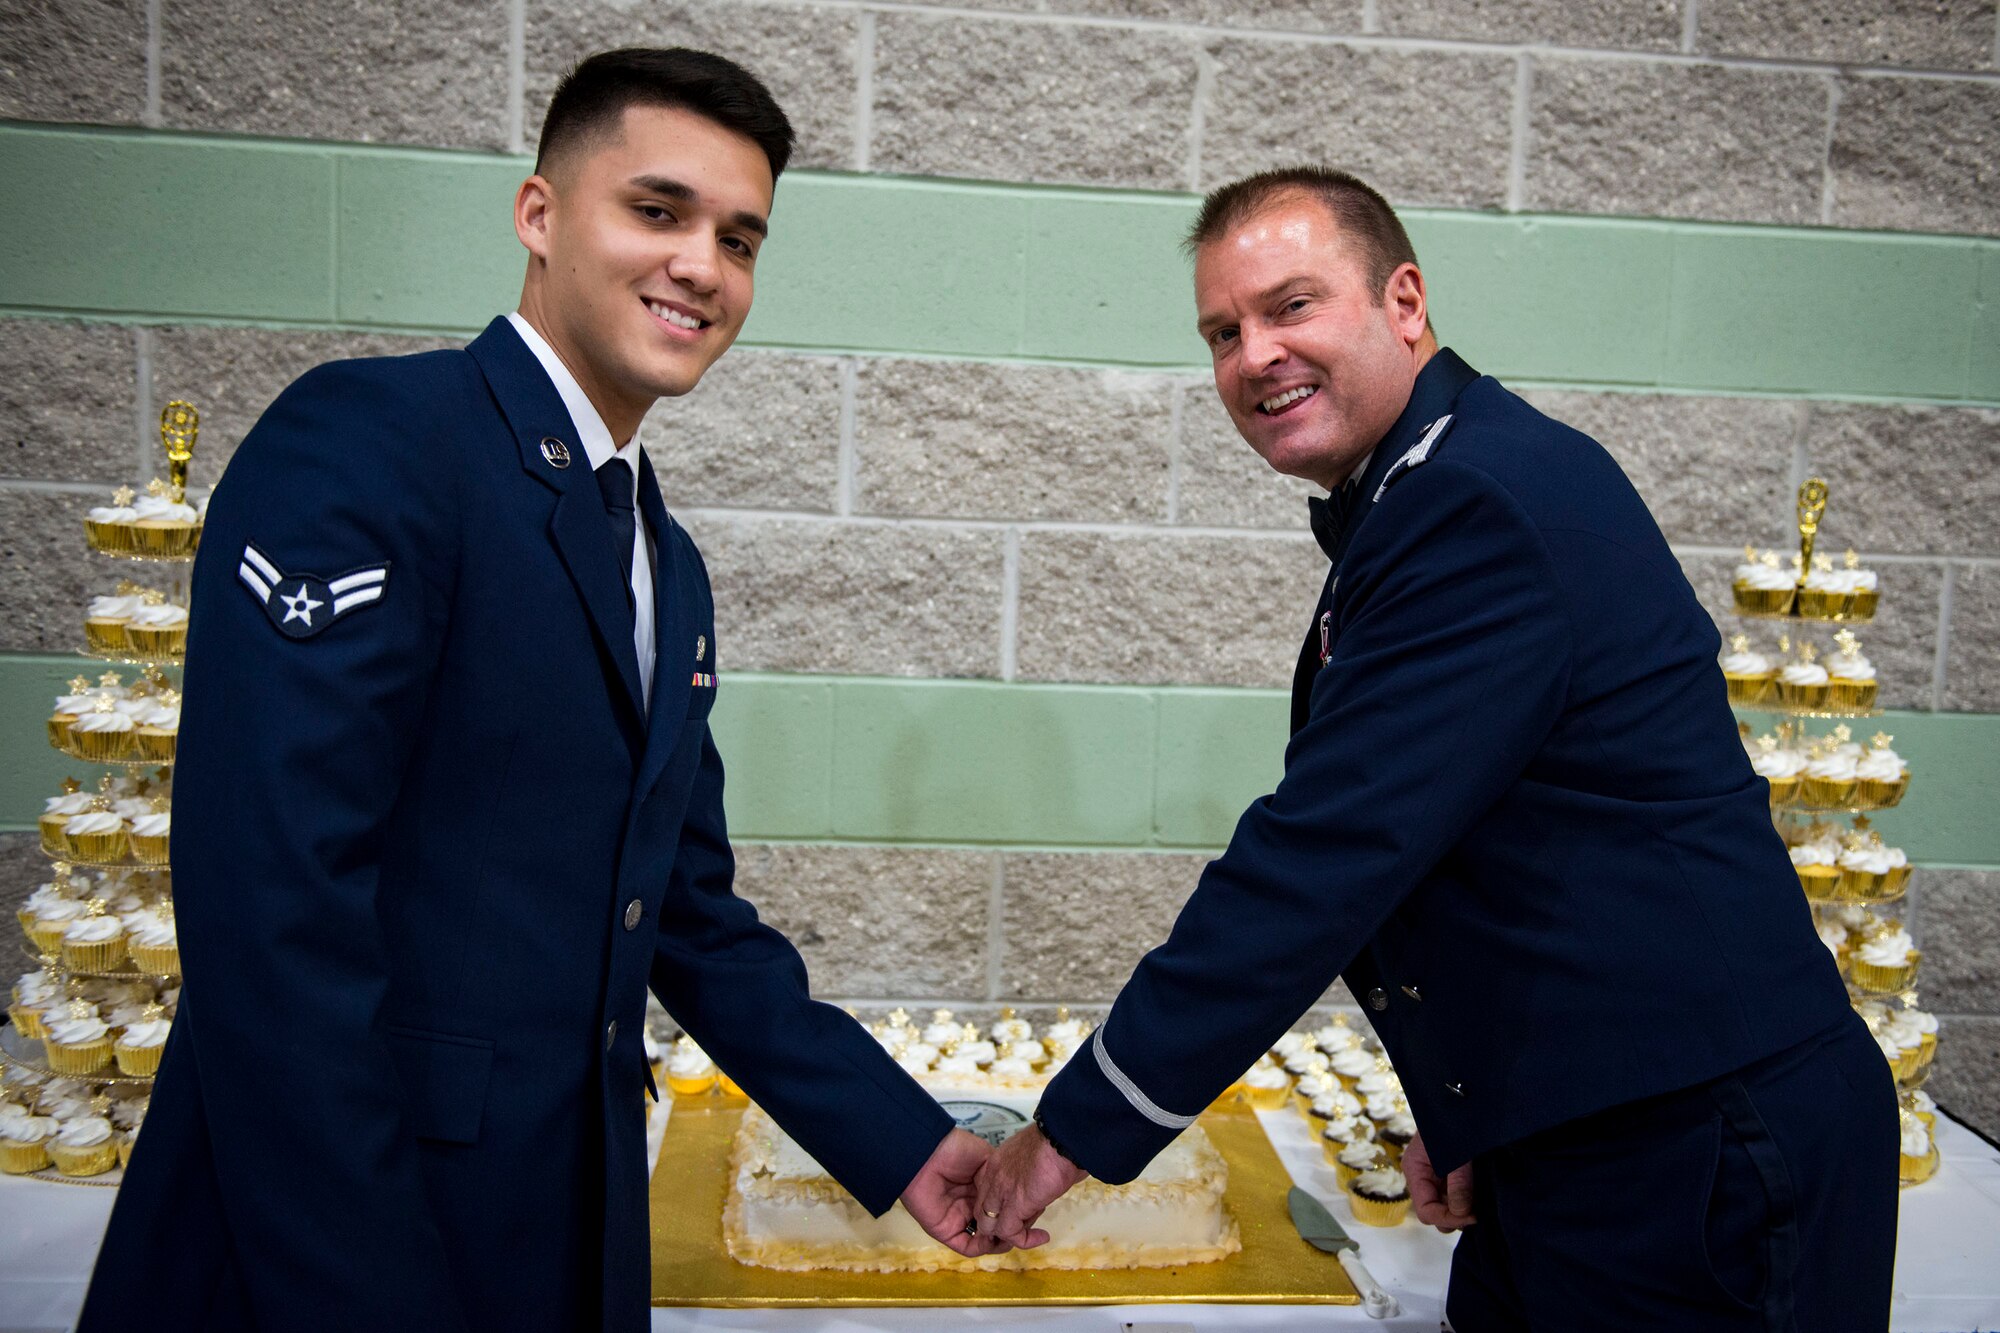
[[974, 167, 1899, 1332]]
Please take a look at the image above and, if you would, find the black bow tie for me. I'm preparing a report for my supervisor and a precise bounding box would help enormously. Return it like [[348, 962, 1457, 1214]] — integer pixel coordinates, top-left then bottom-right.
[[1307, 477, 1362, 561]]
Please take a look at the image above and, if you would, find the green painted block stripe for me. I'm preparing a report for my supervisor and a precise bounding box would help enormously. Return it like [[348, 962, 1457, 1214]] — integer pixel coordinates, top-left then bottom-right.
[[6, 654, 1996, 868], [1, 124, 1997, 404]]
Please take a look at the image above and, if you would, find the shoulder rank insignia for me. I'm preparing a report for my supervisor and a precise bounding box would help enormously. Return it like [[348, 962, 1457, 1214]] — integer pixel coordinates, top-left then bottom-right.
[[237, 543, 390, 639], [1374, 414, 1455, 502]]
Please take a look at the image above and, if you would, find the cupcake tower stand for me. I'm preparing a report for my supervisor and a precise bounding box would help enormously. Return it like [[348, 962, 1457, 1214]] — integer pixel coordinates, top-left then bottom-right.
[[0, 404, 201, 1184], [1727, 479, 1941, 1187]]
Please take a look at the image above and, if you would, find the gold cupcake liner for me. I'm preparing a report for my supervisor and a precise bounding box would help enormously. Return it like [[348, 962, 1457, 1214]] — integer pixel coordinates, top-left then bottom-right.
[[83, 518, 134, 555], [26, 920, 73, 954], [1724, 674, 1775, 706], [1801, 777, 1857, 807], [15, 904, 35, 939], [1795, 589, 1847, 619], [1825, 679, 1878, 710], [69, 727, 136, 762], [0, 1139, 51, 1175], [667, 1073, 717, 1098], [1346, 1188, 1412, 1227], [38, 814, 67, 855], [1764, 775, 1800, 807], [128, 941, 180, 975], [1777, 681, 1830, 709], [1858, 776, 1908, 808], [129, 833, 170, 866], [1243, 1084, 1289, 1110], [1850, 953, 1920, 995], [717, 1072, 746, 1100], [117, 1133, 134, 1169], [124, 625, 188, 658], [63, 936, 130, 972], [1206, 1082, 1245, 1111], [1899, 1144, 1940, 1187], [1795, 866, 1840, 900], [1837, 864, 1912, 901], [46, 714, 77, 750], [7, 1003, 47, 1041], [1890, 1047, 1920, 1082], [114, 1040, 164, 1077], [45, 1037, 112, 1075], [1733, 584, 1795, 616], [130, 521, 200, 557], [1848, 590, 1879, 620], [83, 619, 129, 654], [1915, 1033, 1938, 1070], [132, 727, 178, 763], [48, 1139, 118, 1177], [63, 828, 129, 861]]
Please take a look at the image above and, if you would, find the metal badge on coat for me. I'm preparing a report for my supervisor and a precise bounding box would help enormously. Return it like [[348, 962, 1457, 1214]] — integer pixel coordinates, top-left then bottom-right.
[[696, 634, 706, 662], [539, 436, 571, 468]]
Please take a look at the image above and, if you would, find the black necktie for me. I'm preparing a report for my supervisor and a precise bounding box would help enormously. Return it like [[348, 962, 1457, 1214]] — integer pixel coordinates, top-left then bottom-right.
[[595, 458, 636, 612], [1306, 476, 1362, 562]]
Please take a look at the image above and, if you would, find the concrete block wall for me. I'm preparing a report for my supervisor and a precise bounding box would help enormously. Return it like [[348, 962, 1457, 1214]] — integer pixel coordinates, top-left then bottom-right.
[[2, 0, 1997, 1132]]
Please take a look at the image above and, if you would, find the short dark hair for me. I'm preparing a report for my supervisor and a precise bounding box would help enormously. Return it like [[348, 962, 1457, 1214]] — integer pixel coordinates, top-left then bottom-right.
[[1185, 166, 1419, 293], [536, 47, 795, 182]]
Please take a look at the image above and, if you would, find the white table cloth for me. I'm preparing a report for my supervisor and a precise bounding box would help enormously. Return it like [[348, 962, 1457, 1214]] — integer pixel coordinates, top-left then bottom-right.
[[4, 1105, 1997, 1332]]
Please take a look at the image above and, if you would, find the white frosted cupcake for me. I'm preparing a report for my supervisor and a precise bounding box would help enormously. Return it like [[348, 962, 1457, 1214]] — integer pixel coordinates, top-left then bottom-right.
[[68, 700, 138, 762], [1348, 1165, 1413, 1226], [1313, 1019, 1364, 1055], [124, 601, 190, 658], [1778, 656, 1831, 710], [1243, 1061, 1290, 1109], [113, 1008, 173, 1077], [920, 1010, 960, 1047], [1751, 742, 1804, 805], [129, 488, 200, 556], [664, 1034, 716, 1096], [1855, 738, 1909, 808], [1732, 552, 1797, 615], [1270, 1031, 1313, 1064], [0, 1112, 57, 1174], [1335, 1138, 1389, 1189], [84, 493, 140, 554], [1789, 840, 1840, 899], [39, 788, 95, 853], [132, 697, 181, 762], [83, 590, 147, 654], [1720, 636, 1776, 706], [48, 1115, 117, 1176], [126, 909, 180, 976], [1329, 1045, 1376, 1086], [62, 912, 128, 972], [44, 1008, 113, 1075], [1802, 750, 1858, 808], [1837, 837, 1910, 901], [991, 1009, 1033, 1044], [128, 810, 171, 865], [26, 897, 89, 955], [1899, 1112, 1939, 1186], [1824, 633, 1877, 711], [1851, 926, 1920, 994]]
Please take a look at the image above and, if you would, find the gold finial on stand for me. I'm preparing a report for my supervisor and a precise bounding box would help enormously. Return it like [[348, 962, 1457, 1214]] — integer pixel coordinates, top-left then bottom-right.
[[1796, 478, 1829, 573], [159, 400, 199, 497]]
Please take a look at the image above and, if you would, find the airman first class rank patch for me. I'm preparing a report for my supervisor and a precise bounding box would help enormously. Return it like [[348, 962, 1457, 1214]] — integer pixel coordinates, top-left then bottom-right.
[[238, 543, 390, 639]]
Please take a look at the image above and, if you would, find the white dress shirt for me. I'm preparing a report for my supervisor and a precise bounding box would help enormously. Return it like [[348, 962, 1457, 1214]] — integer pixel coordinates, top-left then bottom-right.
[[507, 311, 657, 711]]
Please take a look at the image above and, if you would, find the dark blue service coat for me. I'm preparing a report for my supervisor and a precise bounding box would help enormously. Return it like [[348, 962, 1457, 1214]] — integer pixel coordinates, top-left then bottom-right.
[[77, 318, 952, 1332], [1039, 349, 1852, 1183]]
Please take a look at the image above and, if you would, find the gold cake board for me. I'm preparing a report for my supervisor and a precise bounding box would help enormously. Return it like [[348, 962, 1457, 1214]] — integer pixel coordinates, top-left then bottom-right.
[[648, 1100, 1360, 1308]]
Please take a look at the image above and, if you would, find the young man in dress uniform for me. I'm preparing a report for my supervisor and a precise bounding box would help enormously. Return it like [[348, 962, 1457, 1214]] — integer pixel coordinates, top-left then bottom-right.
[[973, 168, 1899, 1330], [77, 49, 990, 1332]]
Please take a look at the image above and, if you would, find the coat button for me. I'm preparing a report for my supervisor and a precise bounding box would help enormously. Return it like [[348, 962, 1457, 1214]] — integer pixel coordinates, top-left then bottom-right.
[[1401, 985, 1422, 1002], [605, 1019, 618, 1051], [624, 898, 643, 931], [1446, 1080, 1466, 1098], [1366, 988, 1388, 1012]]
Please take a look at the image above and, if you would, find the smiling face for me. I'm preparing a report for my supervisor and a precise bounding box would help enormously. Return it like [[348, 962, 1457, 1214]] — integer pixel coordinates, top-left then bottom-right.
[[515, 103, 773, 440], [1193, 192, 1434, 491]]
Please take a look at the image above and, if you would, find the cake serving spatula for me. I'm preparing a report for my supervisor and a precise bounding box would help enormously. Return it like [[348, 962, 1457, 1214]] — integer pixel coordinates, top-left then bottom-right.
[[1287, 1185, 1400, 1319]]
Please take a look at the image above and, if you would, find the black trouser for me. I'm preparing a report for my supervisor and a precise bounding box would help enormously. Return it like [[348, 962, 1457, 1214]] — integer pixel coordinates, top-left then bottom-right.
[[1446, 1013, 1899, 1332]]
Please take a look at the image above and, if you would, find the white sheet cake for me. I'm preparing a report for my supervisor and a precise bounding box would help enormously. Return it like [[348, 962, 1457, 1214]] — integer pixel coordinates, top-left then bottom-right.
[[722, 1084, 1241, 1273]]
